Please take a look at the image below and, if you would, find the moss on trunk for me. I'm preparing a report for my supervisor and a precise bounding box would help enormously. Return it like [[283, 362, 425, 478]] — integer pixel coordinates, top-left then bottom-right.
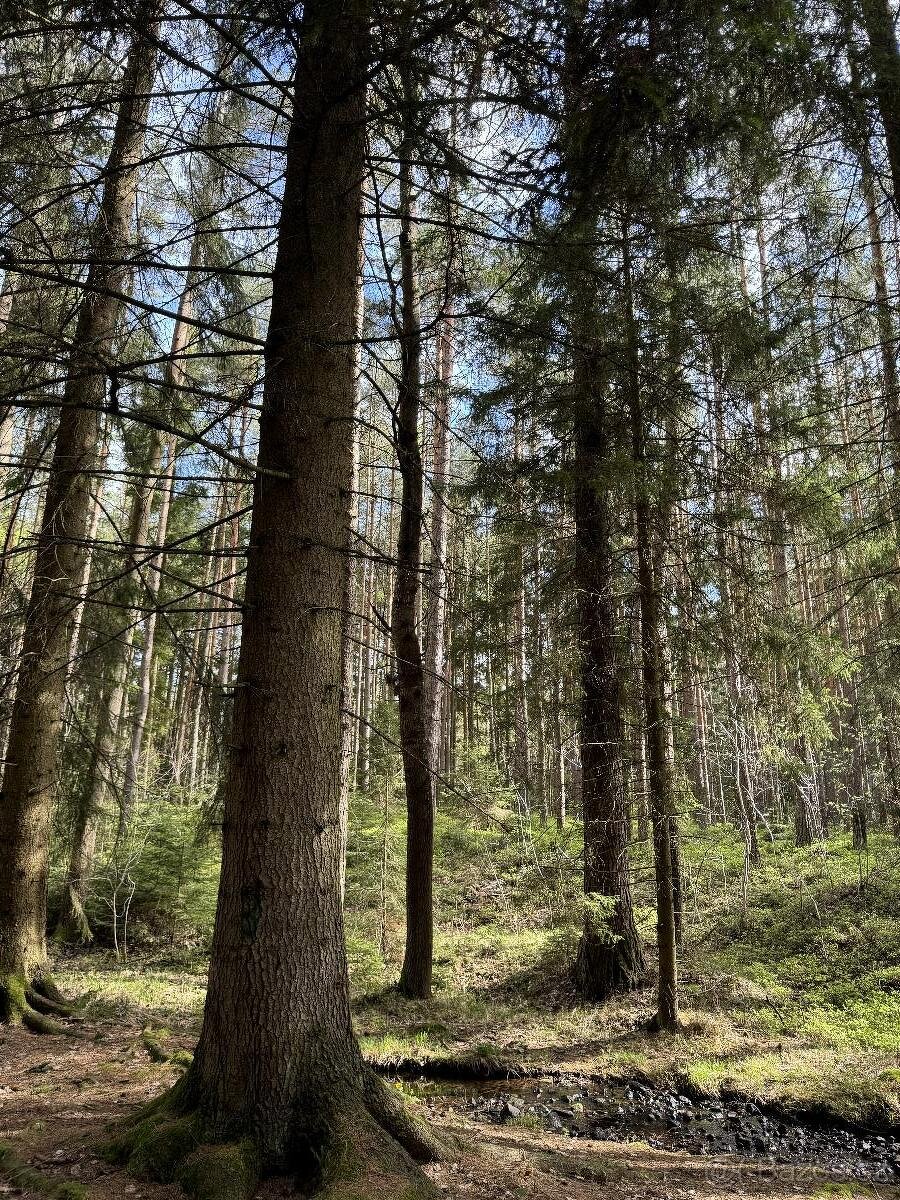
[[106, 1071, 441, 1200], [0, 970, 72, 1033]]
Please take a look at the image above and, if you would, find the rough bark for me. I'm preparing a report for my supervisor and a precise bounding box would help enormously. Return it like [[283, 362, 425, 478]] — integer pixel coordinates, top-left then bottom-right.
[[114, 5, 440, 1194], [624, 229, 679, 1032], [563, 3, 645, 1002], [572, 391, 646, 1000], [0, 3, 160, 1020]]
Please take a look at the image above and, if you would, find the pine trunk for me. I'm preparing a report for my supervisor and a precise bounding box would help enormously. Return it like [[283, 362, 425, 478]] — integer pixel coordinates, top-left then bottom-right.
[[392, 80, 434, 1000], [116, 6, 440, 1191], [0, 3, 160, 1020]]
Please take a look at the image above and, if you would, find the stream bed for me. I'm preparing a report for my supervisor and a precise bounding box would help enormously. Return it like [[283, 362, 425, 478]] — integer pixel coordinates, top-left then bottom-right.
[[406, 1075, 900, 1182]]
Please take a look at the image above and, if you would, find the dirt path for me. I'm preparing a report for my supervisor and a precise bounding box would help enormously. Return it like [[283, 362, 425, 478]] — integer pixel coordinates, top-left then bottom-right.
[[1, 1021, 893, 1199]]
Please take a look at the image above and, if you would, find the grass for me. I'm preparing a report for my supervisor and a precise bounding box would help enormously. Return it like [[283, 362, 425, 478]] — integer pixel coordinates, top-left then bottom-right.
[[55, 953, 207, 1024], [50, 824, 900, 1131]]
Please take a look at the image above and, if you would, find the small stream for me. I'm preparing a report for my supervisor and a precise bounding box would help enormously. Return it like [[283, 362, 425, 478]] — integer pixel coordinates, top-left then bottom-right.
[[405, 1075, 900, 1182]]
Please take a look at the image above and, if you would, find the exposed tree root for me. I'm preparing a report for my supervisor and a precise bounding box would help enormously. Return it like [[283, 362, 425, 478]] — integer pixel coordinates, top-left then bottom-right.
[[26, 986, 75, 1018], [1, 970, 81, 1034], [645, 1011, 684, 1035], [22, 1007, 71, 1036], [362, 1069, 448, 1163], [140, 1029, 194, 1068], [31, 974, 75, 1006], [315, 1104, 438, 1200], [107, 1068, 444, 1200]]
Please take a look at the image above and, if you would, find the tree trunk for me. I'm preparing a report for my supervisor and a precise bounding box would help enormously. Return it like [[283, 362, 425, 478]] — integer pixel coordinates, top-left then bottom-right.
[[860, 0, 900, 214], [0, 3, 160, 1023], [114, 5, 441, 1192], [392, 75, 435, 1000], [572, 389, 646, 1000], [120, 436, 177, 828], [510, 416, 532, 812], [624, 228, 679, 1031], [339, 276, 365, 904], [563, 3, 645, 1002], [422, 288, 454, 803]]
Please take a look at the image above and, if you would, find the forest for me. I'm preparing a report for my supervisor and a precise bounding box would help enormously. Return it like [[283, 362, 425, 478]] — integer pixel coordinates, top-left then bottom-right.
[[1, 0, 900, 1197]]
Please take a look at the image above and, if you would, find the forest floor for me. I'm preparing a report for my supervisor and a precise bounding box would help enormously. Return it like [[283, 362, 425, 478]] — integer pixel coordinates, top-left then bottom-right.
[[3, 833, 900, 1198], [1, 1004, 895, 1200]]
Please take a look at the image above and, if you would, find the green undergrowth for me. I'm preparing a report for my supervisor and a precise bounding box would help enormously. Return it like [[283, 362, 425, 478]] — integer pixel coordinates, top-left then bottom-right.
[[55, 952, 207, 1023], [53, 825, 900, 1131], [355, 827, 900, 1126]]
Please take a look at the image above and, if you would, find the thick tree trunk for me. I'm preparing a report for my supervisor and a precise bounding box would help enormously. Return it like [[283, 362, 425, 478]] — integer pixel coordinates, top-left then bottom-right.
[[572, 398, 646, 1000], [114, 5, 440, 1194], [563, 3, 645, 1002], [392, 84, 435, 1000], [0, 4, 160, 1023]]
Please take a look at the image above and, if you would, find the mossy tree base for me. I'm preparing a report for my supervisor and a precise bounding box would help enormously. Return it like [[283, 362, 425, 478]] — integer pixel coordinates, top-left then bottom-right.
[[573, 923, 647, 1003], [106, 1070, 443, 1200], [0, 971, 75, 1034]]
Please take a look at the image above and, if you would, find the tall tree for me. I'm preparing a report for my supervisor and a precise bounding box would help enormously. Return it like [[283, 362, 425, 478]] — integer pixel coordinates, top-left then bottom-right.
[[0, 1, 161, 1024], [563, 0, 647, 1000], [111, 4, 442, 1193], [392, 61, 436, 1000], [860, 0, 900, 212]]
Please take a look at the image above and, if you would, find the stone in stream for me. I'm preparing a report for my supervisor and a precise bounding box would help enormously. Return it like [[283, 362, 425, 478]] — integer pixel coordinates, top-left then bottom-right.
[[427, 1075, 900, 1180]]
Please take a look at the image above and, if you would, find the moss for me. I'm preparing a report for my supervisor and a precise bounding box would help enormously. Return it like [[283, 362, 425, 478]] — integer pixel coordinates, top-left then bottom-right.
[[316, 1113, 439, 1200], [143, 1036, 170, 1063], [177, 1141, 258, 1200], [107, 1113, 201, 1181], [0, 1142, 88, 1200], [0, 972, 28, 1024], [0, 970, 73, 1033], [55, 1184, 88, 1200]]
